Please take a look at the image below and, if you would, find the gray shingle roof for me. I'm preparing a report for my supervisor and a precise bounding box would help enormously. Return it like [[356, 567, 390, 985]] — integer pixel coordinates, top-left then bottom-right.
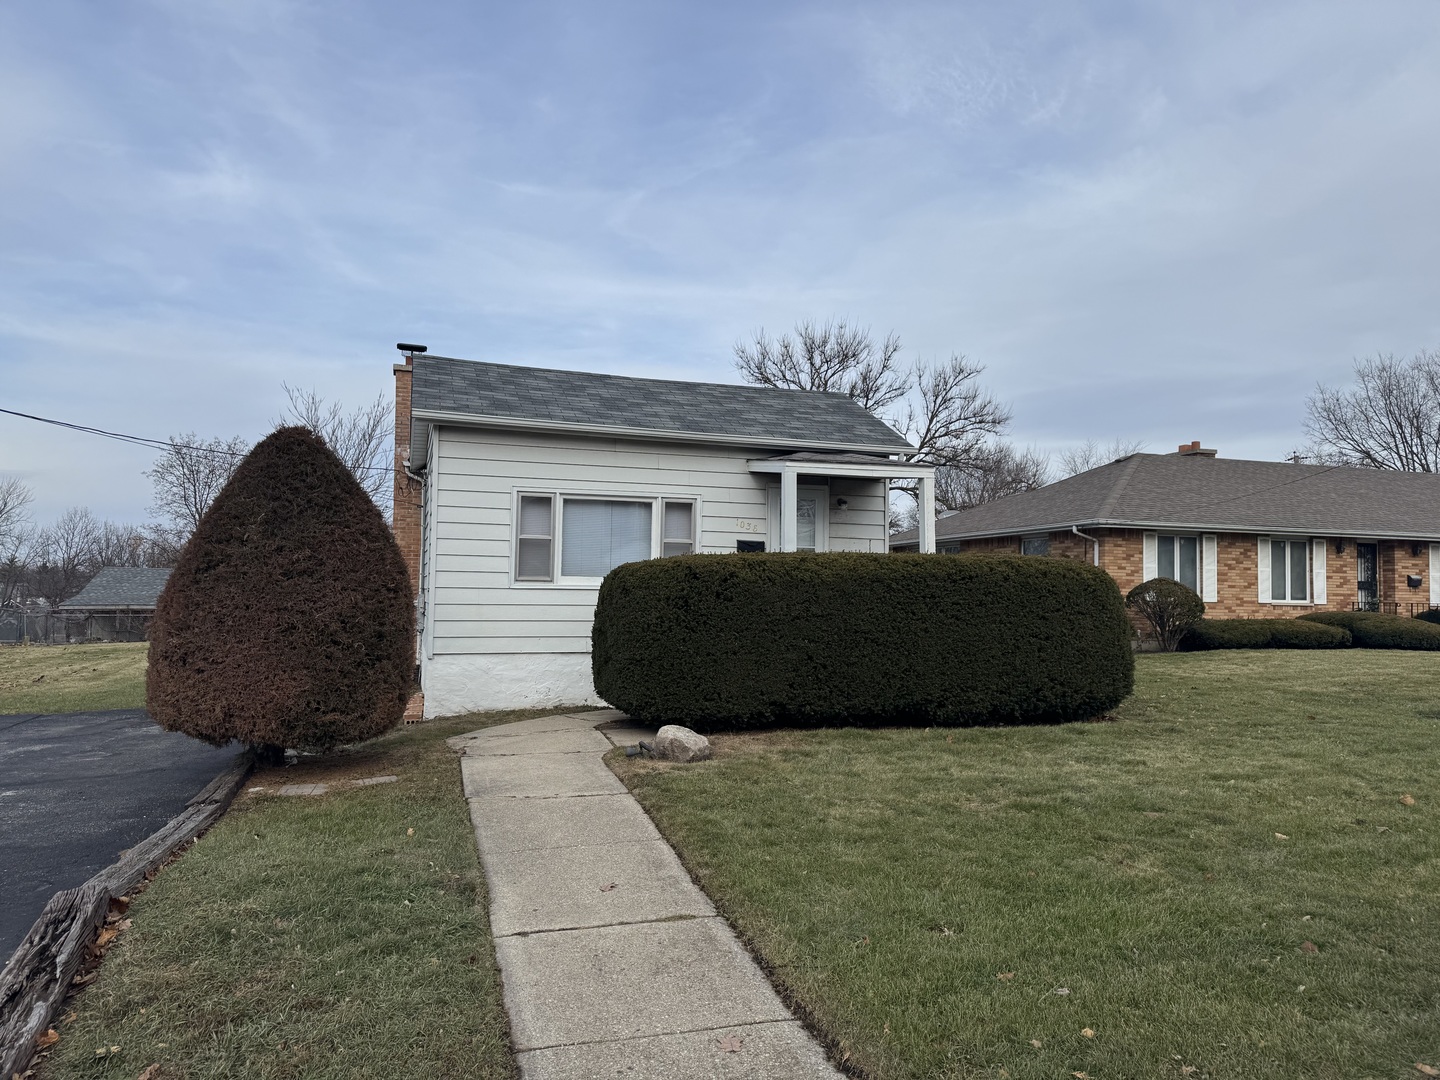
[[891, 453, 1440, 545], [59, 567, 172, 610], [410, 354, 913, 452]]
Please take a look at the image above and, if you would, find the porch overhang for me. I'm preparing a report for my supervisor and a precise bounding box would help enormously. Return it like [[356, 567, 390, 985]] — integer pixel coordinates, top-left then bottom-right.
[[747, 452, 937, 554]]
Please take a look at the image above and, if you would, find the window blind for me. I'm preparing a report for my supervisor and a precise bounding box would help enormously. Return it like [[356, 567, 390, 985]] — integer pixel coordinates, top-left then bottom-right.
[[561, 500, 652, 577]]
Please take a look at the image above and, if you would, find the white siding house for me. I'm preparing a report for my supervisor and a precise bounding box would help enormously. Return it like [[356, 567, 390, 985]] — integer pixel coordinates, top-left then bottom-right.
[[394, 351, 936, 715]]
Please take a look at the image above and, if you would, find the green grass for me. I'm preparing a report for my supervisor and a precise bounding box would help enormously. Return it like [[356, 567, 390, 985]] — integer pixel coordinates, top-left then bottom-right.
[[612, 652, 1440, 1079], [37, 710, 550, 1080], [0, 642, 148, 713]]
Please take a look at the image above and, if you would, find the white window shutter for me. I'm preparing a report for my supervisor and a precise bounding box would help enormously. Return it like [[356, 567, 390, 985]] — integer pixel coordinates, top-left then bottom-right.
[[1257, 536, 1271, 603], [1202, 534, 1218, 603], [1312, 538, 1327, 605], [1142, 532, 1158, 581], [1430, 543, 1440, 605]]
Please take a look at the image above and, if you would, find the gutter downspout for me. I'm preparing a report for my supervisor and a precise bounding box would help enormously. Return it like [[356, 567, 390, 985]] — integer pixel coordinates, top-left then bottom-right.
[[1072, 525, 1100, 567]]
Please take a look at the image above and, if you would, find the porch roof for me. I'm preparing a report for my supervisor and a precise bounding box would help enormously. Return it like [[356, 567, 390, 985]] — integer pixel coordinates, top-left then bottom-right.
[[747, 451, 934, 479]]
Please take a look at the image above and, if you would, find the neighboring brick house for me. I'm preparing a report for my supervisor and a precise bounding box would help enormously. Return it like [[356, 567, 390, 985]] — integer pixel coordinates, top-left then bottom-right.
[[891, 442, 1440, 619]]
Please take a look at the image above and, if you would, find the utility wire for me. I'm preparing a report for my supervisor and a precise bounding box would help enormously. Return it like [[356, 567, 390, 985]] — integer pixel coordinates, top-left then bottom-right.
[[0, 406, 394, 475]]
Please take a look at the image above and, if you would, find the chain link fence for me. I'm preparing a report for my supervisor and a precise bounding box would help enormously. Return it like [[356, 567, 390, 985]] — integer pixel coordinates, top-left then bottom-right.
[[0, 610, 154, 645]]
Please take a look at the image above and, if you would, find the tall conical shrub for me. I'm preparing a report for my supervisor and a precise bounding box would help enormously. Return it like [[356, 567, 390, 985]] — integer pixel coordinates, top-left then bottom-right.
[[147, 426, 415, 751]]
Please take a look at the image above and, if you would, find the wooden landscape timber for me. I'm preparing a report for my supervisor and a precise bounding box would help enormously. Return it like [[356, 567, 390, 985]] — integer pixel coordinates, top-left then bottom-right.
[[0, 749, 254, 1079]]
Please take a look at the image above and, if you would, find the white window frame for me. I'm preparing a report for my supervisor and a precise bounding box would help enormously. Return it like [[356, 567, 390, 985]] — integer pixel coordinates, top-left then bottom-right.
[[1257, 534, 1314, 605], [1020, 534, 1050, 556], [1145, 532, 1202, 593], [510, 490, 701, 588]]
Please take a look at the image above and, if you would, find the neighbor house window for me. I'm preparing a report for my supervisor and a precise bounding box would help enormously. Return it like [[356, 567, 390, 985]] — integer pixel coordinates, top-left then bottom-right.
[[516, 495, 555, 581], [662, 500, 695, 556], [561, 499, 652, 578], [1271, 539, 1309, 602], [1157, 535, 1199, 592], [1021, 535, 1050, 556]]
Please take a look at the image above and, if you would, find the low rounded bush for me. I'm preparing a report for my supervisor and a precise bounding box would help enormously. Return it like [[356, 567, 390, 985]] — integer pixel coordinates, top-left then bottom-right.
[[1125, 578, 1205, 651], [1299, 610, 1440, 650], [147, 426, 416, 752], [1414, 608, 1440, 627], [1179, 618, 1351, 650], [591, 552, 1134, 730]]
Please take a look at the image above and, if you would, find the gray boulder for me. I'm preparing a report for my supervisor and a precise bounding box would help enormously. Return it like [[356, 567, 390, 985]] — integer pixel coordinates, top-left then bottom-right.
[[653, 724, 712, 763]]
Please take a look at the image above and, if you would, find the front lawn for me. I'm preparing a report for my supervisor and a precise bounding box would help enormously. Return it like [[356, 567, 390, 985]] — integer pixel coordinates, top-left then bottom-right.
[[0, 642, 148, 714], [612, 651, 1440, 1079], [36, 710, 544, 1080]]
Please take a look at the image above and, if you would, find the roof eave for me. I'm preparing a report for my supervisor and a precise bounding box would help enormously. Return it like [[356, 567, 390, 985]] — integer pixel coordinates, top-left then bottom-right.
[[902, 518, 1440, 545], [410, 408, 916, 456]]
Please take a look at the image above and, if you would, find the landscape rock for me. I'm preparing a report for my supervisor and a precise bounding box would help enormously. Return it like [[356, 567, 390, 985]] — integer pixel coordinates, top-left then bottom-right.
[[653, 725, 712, 763]]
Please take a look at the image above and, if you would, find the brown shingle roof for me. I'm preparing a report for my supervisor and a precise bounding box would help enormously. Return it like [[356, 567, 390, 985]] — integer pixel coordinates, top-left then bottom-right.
[[891, 453, 1440, 546]]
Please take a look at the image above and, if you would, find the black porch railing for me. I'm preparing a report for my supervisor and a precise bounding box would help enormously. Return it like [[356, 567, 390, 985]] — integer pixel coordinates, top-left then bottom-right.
[[1352, 601, 1440, 618]]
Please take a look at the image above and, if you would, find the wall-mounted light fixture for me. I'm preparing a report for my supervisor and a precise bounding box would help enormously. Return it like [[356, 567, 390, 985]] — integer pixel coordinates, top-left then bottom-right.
[[835, 497, 849, 510], [1414, 543, 1426, 557], [1334, 540, 1346, 555]]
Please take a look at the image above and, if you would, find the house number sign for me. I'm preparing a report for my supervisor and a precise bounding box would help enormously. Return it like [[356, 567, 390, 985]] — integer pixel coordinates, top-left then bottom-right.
[[736, 519, 763, 533]]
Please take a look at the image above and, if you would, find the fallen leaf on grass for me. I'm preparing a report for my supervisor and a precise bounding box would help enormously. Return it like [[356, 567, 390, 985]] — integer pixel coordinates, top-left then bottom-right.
[[406, 828, 415, 836], [95, 927, 119, 950], [1052, 986, 1070, 995], [1275, 833, 1289, 840], [1415, 1065, 1440, 1077], [138, 1066, 163, 1080], [1401, 794, 1416, 806], [1081, 1027, 1095, 1038], [1299, 941, 1319, 954], [716, 1034, 744, 1053], [1030, 1039, 1042, 1048], [1073, 1072, 1090, 1078], [996, 972, 1016, 981], [599, 882, 619, 892], [36, 1028, 59, 1049]]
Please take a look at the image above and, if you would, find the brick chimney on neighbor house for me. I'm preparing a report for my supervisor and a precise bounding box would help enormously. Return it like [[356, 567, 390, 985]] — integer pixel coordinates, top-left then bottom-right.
[[1177, 440, 1217, 457]]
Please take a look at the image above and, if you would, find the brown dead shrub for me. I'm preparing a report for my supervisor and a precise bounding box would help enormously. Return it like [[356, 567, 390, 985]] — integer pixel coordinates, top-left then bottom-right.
[[147, 426, 414, 751]]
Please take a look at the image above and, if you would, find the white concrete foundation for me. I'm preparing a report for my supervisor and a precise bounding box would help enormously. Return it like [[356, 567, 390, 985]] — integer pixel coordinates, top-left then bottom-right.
[[422, 652, 604, 716]]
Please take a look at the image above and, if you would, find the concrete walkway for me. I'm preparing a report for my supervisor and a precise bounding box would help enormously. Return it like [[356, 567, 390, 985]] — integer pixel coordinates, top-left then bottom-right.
[[451, 710, 843, 1080]]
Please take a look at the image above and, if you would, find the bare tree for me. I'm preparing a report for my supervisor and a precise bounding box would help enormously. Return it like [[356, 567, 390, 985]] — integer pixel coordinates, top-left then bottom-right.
[[32, 506, 102, 609], [736, 320, 909, 414], [0, 479, 37, 608], [147, 433, 250, 536], [1057, 437, 1148, 477], [281, 384, 393, 512], [735, 322, 1013, 508], [936, 444, 1050, 511], [0, 476, 32, 545], [1303, 349, 1440, 471]]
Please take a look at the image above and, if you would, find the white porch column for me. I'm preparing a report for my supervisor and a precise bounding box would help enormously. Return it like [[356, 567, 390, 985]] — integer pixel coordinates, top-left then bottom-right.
[[779, 466, 799, 552], [918, 473, 937, 553]]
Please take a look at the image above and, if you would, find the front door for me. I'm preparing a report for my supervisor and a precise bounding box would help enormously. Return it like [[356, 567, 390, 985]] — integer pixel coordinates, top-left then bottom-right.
[[1357, 542, 1379, 611], [766, 485, 829, 552]]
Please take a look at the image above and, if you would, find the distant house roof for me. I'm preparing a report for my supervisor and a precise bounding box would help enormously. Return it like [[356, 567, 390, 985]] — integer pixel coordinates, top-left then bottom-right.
[[890, 453, 1440, 546], [407, 354, 914, 456], [59, 567, 172, 611]]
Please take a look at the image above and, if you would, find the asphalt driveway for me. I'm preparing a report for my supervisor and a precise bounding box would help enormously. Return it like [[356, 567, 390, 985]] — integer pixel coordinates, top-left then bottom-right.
[[0, 709, 238, 959]]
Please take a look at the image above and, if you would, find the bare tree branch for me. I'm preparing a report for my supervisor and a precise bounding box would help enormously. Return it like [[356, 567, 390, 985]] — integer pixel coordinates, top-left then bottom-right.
[[736, 322, 1018, 514], [1057, 437, 1148, 478], [147, 433, 250, 537], [935, 444, 1050, 511], [281, 384, 393, 512], [32, 506, 102, 609], [1303, 350, 1440, 471]]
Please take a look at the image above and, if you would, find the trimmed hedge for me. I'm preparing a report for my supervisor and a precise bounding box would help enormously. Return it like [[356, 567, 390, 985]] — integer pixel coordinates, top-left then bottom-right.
[[147, 426, 416, 751], [1299, 610, 1440, 650], [1415, 609, 1440, 627], [591, 552, 1134, 730], [1179, 618, 1351, 650]]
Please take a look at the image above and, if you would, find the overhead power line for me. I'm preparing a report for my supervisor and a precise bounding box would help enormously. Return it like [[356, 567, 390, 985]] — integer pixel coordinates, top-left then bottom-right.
[[0, 406, 394, 475]]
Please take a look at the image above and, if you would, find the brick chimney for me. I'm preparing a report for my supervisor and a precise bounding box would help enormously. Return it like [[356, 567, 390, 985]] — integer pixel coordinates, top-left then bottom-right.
[[1177, 440, 1217, 457], [393, 353, 422, 593]]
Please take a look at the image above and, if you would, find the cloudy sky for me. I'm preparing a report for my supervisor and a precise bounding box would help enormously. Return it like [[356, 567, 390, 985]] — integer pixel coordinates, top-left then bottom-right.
[[3, 0, 1439, 523]]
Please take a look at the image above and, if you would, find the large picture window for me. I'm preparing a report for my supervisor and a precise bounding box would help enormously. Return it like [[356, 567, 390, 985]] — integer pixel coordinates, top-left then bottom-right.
[[514, 493, 697, 583], [1271, 539, 1309, 602]]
